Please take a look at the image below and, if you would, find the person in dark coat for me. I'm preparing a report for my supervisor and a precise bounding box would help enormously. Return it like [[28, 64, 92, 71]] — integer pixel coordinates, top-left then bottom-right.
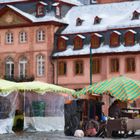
[[109, 100, 121, 118]]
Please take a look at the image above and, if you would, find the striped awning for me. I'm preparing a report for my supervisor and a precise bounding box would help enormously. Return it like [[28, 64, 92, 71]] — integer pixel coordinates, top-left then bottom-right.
[[77, 76, 140, 101]]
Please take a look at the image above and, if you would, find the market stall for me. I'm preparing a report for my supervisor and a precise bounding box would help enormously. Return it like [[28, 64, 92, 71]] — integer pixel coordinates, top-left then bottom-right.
[[76, 76, 140, 137], [0, 80, 75, 134]]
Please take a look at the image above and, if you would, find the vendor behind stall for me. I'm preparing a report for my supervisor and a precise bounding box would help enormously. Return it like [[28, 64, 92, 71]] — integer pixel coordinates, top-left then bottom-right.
[[12, 110, 24, 132], [109, 100, 121, 118]]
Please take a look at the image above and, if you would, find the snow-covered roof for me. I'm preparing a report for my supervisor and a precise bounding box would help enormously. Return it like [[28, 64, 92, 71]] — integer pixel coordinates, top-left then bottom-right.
[[77, 34, 85, 39], [59, 0, 82, 6], [0, 0, 28, 3], [61, 36, 69, 40], [52, 3, 60, 6], [39, 1, 48, 6], [127, 29, 137, 34], [112, 31, 121, 35], [94, 33, 103, 37], [62, 1, 140, 34], [6, 5, 66, 24], [53, 43, 140, 57]]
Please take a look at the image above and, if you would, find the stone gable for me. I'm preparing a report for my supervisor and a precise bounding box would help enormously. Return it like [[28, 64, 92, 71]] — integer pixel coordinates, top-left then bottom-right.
[[0, 10, 30, 27]]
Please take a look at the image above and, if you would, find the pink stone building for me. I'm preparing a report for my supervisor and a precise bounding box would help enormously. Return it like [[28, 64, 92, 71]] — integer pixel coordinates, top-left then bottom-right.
[[0, 0, 77, 83]]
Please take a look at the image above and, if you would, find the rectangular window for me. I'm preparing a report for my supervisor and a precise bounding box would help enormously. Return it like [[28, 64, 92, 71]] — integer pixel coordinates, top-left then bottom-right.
[[5, 63, 14, 78], [37, 55, 45, 76], [58, 61, 66, 75], [19, 32, 27, 43], [38, 6, 44, 15], [110, 58, 119, 72], [6, 32, 13, 44], [75, 60, 83, 75], [37, 30, 45, 42], [92, 58, 100, 74], [19, 62, 27, 78], [74, 37, 83, 50], [126, 57, 135, 72]]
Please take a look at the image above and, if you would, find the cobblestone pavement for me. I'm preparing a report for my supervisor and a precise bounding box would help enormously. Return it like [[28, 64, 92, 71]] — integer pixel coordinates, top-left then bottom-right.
[[0, 131, 140, 140]]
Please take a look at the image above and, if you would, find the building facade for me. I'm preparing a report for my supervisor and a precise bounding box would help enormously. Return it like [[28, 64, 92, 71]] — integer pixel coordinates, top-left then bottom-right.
[[53, 0, 140, 92], [0, 0, 81, 83]]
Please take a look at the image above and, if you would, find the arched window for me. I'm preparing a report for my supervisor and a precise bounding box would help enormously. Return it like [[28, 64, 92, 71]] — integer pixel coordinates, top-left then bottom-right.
[[36, 55, 45, 76], [110, 31, 120, 47], [19, 57, 27, 78], [6, 32, 13, 44], [124, 30, 136, 46], [36, 29, 45, 42], [5, 57, 14, 78], [19, 31, 27, 43]]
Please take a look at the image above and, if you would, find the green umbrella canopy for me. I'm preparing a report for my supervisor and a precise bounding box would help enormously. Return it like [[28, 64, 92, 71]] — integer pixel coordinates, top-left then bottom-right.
[[77, 76, 140, 101], [16, 81, 75, 95]]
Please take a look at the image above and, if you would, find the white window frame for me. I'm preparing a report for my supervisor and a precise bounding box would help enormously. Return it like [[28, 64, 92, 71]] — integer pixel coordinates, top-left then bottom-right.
[[37, 55, 45, 76], [19, 32, 27, 43], [6, 32, 13, 44], [37, 30, 45, 42], [5, 58, 14, 78], [56, 6, 60, 16], [37, 5, 44, 15], [19, 57, 27, 78]]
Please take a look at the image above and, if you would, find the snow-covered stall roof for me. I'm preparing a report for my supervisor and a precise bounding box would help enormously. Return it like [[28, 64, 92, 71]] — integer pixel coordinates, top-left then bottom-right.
[[62, 1, 140, 34], [6, 5, 67, 24]]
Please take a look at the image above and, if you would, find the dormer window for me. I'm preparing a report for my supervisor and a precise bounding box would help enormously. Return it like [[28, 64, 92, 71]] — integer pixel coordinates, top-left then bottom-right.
[[94, 16, 101, 24], [132, 10, 140, 20], [57, 36, 68, 51], [110, 31, 121, 47], [38, 6, 44, 15], [36, 2, 47, 17], [76, 18, 84, 26], [74, 35, 85, 50], [52, 3, 61, 17], [91, 33, 102, 48], [124, 30, 136, 46], [56, 6, 60, 17]]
